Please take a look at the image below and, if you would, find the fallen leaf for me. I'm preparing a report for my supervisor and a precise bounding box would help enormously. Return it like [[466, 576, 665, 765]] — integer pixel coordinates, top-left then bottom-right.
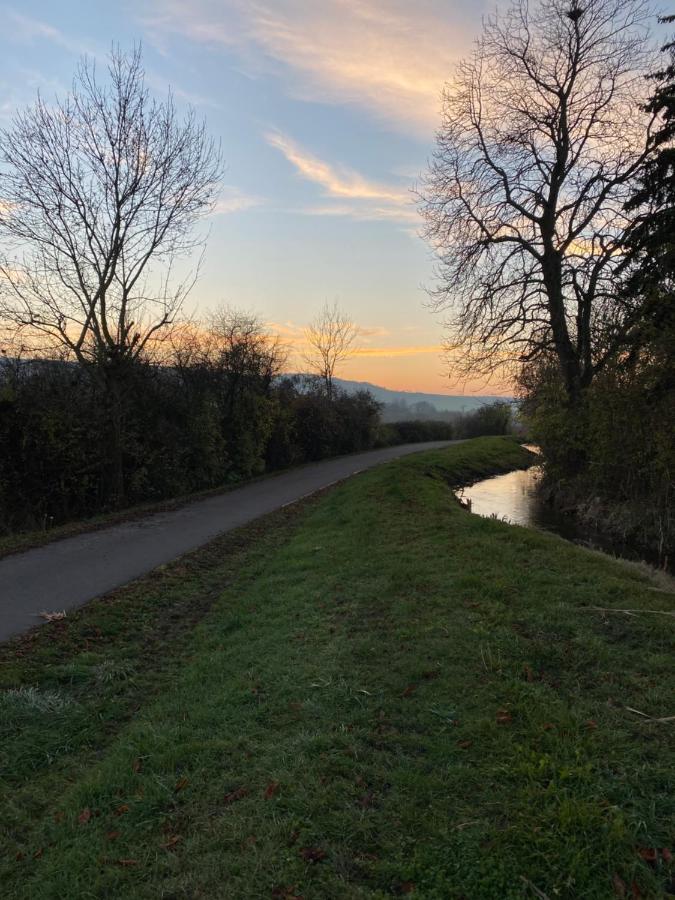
[[457, 740, 472, 749], [402, 684, 417, 698], [161, 835, 181, 850], [106, 831, 121, 841], [223, 787, 249, 805], [264, 781, 280, 799], [117, 859, 138, 867], [637, 847, 657, 866], [174, 777, 189, 792], [299, 846, 327, 863], [39, 610, 67, 622], [586, 719, 598, 730], [496, 710, 512, 725], [272, 886, 304, 900], [78, 808, 92, 825], [542, 723, 555, 731], [114, 804, 130, 816], [33, 848, 43, 860], [612, 872, 627, 897]]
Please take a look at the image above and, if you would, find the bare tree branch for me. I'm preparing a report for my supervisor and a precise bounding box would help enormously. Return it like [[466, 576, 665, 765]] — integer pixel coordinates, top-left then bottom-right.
[[419, 0, 659, 402], [303, 300, 359, 398], [0, 45, 222, 373]]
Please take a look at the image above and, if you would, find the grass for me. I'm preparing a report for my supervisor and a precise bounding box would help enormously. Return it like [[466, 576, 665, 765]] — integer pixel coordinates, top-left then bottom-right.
[[1, 436, 673, 899]]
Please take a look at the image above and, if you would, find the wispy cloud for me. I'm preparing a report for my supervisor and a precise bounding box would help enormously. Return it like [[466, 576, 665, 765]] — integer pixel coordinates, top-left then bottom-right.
[[144, 70, 222, 111], [266, 131, 402, 203], [4, 9, 221, 116], [266, 130, 416, 224], [352, 344, 443, 359], [211, 185, 264, 215], [4, 8, 96, 56], [139, 0, 476, 135], [266, 319, 441, 362]]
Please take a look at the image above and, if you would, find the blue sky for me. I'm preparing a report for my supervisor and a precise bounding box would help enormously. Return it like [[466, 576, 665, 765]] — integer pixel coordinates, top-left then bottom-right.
[[0, 0, 495, 393]]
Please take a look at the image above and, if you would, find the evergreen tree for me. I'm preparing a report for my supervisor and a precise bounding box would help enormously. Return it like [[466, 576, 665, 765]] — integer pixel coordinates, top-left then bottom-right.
[[623, 16, 675, 377]]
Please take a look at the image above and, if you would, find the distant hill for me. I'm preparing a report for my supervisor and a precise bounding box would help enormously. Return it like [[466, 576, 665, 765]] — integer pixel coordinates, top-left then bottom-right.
[[280, 373, 511, 421], [330, 377, 509, 414]]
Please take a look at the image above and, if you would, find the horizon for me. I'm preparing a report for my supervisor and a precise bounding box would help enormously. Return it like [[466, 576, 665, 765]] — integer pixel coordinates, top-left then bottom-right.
[[0, 1, 501, 395]]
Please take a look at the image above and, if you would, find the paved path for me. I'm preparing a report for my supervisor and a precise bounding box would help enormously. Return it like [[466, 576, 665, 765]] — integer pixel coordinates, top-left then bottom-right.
[[0, 441, 455, 641]]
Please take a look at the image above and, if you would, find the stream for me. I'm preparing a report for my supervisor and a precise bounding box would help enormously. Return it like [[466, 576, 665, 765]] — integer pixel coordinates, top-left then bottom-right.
[[457, 451, 661, 568]]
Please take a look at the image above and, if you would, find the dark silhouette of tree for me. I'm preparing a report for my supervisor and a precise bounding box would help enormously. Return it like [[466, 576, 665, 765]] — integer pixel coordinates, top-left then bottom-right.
[[0, 47, 222, 503], [303, 301, 358, 399], [420, 0, 659, 405]]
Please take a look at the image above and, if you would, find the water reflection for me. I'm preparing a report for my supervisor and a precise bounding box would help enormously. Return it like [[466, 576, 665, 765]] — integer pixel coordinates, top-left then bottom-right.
[[458, 462, 662, 568], [458, 466, 553, 529]]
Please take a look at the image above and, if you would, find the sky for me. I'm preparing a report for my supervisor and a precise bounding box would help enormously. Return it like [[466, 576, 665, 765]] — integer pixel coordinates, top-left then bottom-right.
[[0, 0, 500, 395]]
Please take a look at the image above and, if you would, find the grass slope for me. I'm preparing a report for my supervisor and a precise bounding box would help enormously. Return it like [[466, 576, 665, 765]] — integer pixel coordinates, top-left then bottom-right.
[[1, 437, 673, 899]]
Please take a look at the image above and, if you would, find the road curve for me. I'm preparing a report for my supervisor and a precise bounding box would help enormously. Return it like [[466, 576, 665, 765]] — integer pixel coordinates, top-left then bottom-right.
[[0, 441, 455, 642]]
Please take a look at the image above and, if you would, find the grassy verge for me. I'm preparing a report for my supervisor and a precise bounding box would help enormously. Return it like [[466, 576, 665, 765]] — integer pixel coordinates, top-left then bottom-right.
[[1, 437, 673, 899]]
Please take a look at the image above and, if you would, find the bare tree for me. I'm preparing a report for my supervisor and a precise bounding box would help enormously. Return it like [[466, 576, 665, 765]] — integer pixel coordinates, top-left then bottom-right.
[[172, 309, 287, 409], [303, 301, 358, 398], [419, 0, 659, 404], [0, 46, 222, 502]]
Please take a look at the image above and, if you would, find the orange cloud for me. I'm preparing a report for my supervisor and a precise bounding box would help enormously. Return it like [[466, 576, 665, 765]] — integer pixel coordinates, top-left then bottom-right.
[[351, 344, 443, 358]]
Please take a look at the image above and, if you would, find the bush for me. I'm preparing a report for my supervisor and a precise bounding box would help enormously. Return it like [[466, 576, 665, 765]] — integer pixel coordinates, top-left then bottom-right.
[[0, 362, 385, 534], [382, 420, 455, 444], [457, 401, 513, 438], [520, 358, 675, 559]]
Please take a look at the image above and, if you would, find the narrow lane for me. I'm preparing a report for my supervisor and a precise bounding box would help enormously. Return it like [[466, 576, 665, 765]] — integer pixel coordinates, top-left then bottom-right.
[[0, 441, 455, 641]]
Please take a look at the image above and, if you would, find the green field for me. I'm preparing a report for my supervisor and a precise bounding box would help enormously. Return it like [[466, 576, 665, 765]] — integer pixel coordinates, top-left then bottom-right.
[[1, 437, 673, 899]]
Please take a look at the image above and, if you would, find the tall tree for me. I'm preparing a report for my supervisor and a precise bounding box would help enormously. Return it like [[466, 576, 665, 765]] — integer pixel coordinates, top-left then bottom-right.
[[420, 0, 659, 405], [0, 47, 222, 502], [303, 301, 358, 399], [622, 14, 674, 380]]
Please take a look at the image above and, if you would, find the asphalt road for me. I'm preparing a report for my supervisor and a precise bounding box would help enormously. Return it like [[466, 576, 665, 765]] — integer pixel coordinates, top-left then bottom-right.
[[0, 441, 455, 642]]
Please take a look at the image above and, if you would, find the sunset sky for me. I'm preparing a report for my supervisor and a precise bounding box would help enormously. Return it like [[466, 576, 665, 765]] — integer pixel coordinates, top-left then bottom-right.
[[0, 0, 502, 394]]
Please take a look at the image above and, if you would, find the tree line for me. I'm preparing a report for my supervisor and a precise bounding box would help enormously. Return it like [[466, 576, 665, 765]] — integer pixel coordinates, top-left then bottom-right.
[[0, 313, 509, 533], [0, 312, 381, 533]]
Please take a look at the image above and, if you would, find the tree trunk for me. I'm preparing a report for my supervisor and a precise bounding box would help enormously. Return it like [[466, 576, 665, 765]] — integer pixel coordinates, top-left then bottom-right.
[[540, 247, 589, 473], [541, 249, 584, 406]]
